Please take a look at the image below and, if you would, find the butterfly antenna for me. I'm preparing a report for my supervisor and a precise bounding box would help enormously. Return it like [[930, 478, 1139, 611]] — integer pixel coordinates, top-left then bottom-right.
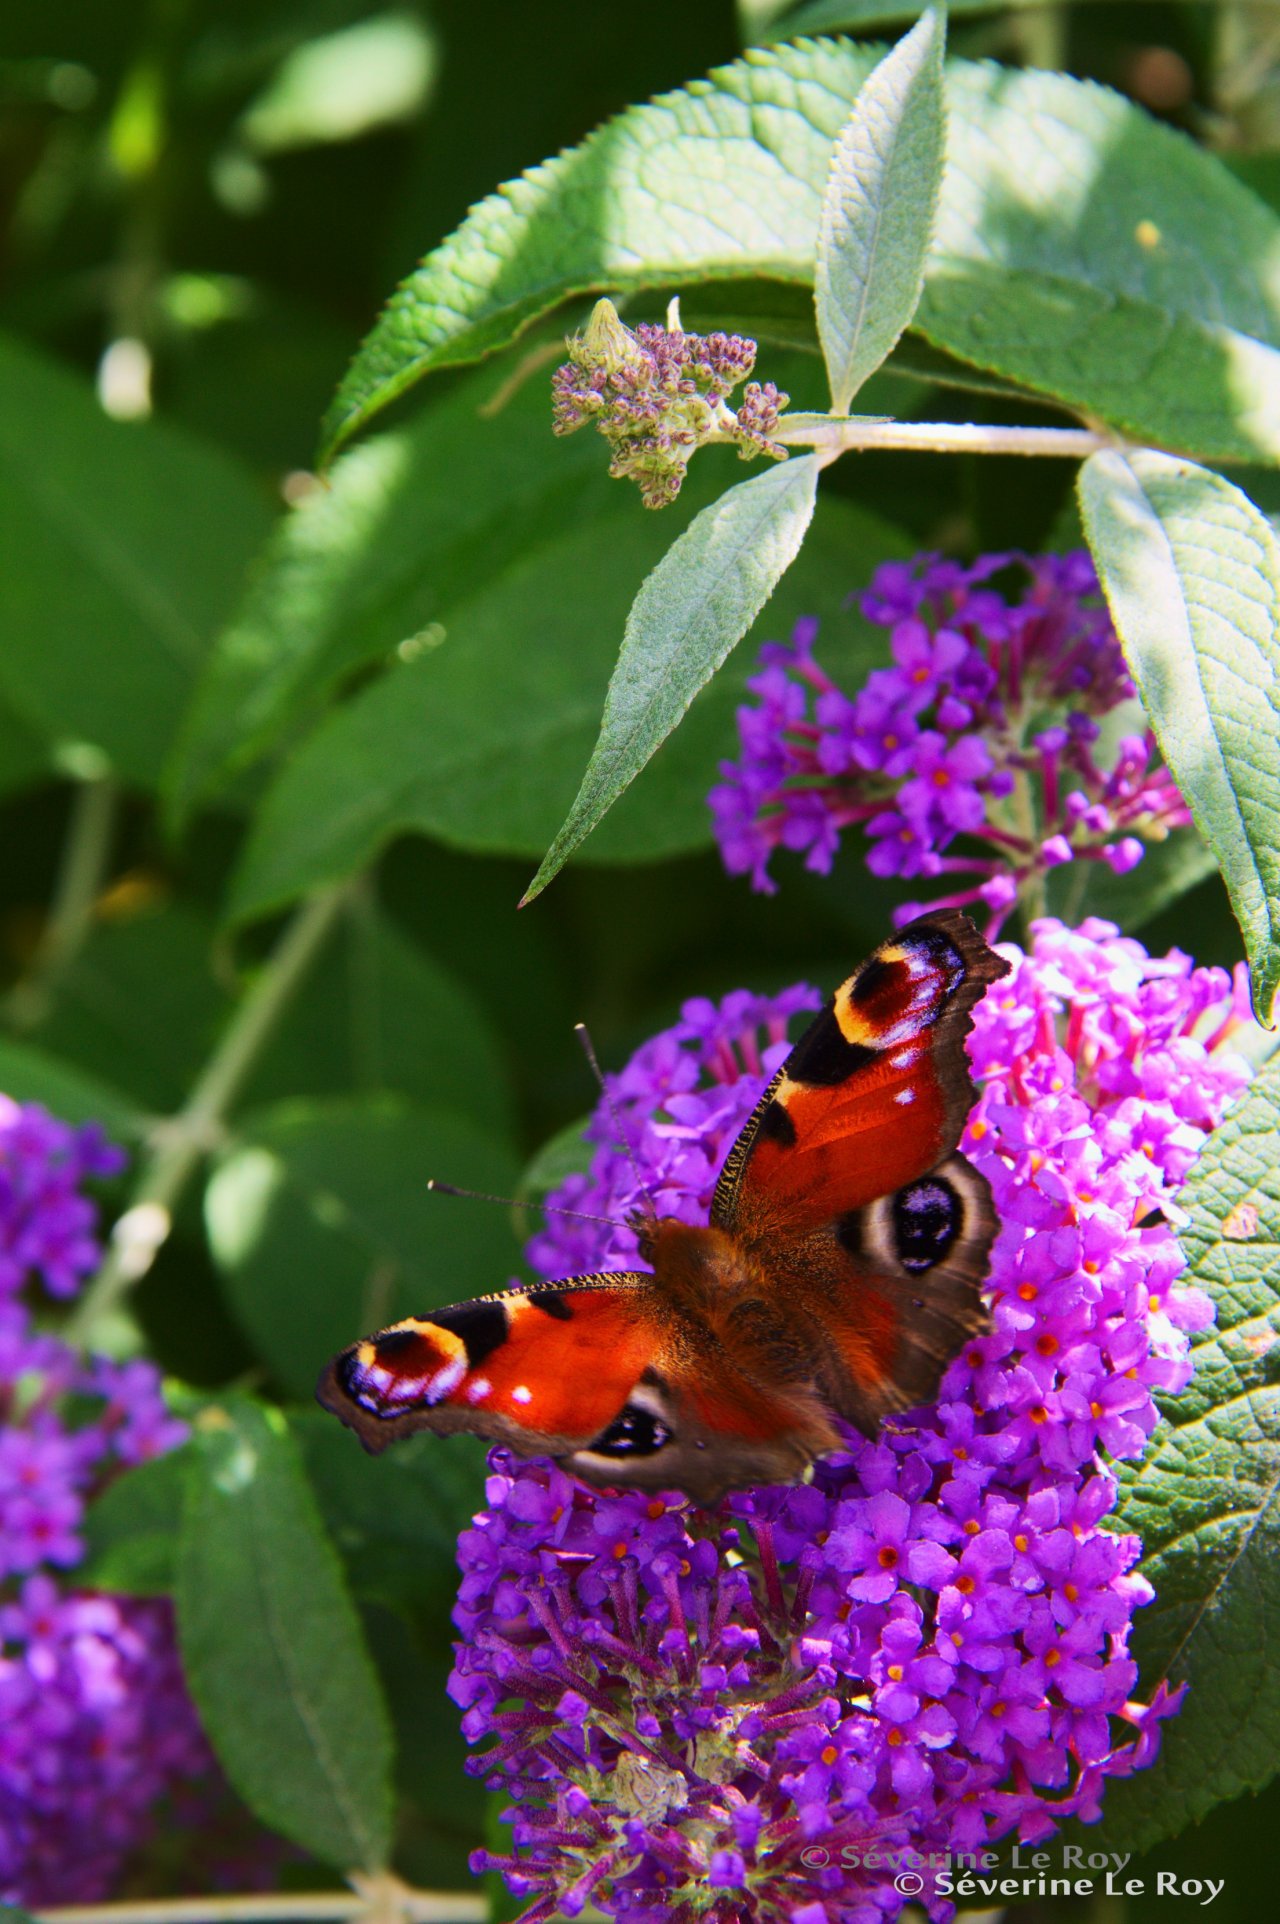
[[574, 1022, 654, 1215], [427, 1180, 625, 1232]]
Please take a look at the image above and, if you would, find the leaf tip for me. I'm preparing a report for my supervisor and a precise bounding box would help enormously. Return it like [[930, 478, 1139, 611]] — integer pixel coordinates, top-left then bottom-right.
[[1253, 950, 1280, 1031]]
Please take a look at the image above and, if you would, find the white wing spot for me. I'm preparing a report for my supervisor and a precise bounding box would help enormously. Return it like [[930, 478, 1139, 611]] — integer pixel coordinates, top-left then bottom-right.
[[424, 1357, 467, 1403], [511, 1384, 533, 1405]]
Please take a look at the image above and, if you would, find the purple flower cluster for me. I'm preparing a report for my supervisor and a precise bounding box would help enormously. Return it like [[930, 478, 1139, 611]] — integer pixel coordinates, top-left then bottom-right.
[[710, 552, 1191, 929], [0, 1098, 208, 1903], [552, 298, 788, 507], [450, 921, 1249, 1924]]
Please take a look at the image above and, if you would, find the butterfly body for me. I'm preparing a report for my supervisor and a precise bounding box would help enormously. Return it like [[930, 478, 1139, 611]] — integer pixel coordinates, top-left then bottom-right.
[[318, 910, 1010, 1505]]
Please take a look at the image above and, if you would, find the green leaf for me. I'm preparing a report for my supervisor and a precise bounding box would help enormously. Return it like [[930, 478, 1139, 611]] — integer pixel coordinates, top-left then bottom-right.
[[759, 0, 1130, 34], [81, 1444, 192, 1594], [318, 46, 1280, 467], [291, 1407, 485, 1616], [0, 1034, 142, 1133], [28, 901, 227, 1115], [1103, 1050, 1280, 1848], [244, 906, 516, 1136], [178, 1398, 393, 1871], [522, 454, 820, 904], [519, 1114, 595, 1200], [167, 359, 607, 825], [1079, 450, 1280, 1021], [236, 12, 436, 154], [204, 1095, 520, 1398], [21, 894, 509, 1133], [0, 332, 272, 786], [224, 487, 901, 923], [815, 6, 945, 413]]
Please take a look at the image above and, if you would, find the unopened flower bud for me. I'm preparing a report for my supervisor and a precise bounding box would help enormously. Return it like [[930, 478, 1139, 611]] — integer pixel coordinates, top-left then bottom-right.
[[551, 300, 789, 506]]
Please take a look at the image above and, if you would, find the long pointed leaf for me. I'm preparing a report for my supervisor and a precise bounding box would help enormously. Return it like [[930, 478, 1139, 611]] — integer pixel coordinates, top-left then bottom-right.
[[815, 5, 946, 412], [1079, 449, 1280, 1021], [521, 455, 820, 905]]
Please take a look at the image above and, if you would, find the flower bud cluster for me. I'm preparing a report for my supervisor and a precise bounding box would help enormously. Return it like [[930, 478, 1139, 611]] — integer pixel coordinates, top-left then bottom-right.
[[552, 299, 789, 507]]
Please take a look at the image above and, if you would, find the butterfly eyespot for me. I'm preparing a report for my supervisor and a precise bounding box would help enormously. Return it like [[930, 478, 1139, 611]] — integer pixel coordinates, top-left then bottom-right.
[[892, 1175, 962, 1272], [588, 1402, 672, 1458]]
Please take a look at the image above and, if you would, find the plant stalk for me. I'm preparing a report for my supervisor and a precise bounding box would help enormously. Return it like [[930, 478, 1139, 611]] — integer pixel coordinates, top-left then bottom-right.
[[64, 882, 351, 1346], [37, 1894, 485, 1924], [774, 418, 1111, 459], [4, 774, 118, 1031]]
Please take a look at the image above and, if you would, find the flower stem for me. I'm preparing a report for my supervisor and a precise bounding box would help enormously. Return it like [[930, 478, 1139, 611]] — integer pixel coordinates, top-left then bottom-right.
[[36, 1892, 485, 1924], [64, 882, 352, 1347], [774, 418, 1111, 460], [4, 774, 118, 1031]]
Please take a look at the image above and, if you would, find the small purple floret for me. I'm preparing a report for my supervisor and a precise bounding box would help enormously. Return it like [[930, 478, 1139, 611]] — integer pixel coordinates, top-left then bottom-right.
[[709, 551, 1192, 928], [0, 1100, 210, 1903]]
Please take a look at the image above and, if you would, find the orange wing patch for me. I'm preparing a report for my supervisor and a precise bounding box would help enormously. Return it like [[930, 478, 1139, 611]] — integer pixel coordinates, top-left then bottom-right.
[[713, 909, 1008, 1243], [318, 1279, 658, 1455]]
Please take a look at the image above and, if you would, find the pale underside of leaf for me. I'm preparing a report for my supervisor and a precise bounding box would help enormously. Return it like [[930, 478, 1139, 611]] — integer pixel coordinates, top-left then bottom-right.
[[521, 454, 820, 904], [815, 5, 945, 412], [1079, 448, 1280, 1021]]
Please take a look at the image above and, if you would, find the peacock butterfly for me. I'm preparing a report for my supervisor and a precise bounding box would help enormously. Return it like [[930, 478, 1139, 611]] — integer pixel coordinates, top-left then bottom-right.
[[317, 909, 1010, 1505]]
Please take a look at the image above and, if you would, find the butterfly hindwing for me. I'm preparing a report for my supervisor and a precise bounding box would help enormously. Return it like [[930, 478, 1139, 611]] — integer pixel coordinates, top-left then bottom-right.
[[781, 1151, 997, 1432]]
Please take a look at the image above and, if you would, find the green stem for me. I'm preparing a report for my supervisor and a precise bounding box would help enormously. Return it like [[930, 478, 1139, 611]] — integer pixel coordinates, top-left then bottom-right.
[[1013, 0, 1067, 72], [64, 883, 351, 1347], [37, 1891, 485, 1924], [4, 774, 118, 1031], [1009, 770, 1048, 932]]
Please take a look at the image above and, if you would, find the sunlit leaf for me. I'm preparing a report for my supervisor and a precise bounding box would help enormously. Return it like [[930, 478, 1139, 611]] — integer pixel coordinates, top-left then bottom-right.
[[815, 6, 945, 411], [320, 49, 1280, 469], [1080, 450, 1280, 1020], [523, 455, 821, 903]]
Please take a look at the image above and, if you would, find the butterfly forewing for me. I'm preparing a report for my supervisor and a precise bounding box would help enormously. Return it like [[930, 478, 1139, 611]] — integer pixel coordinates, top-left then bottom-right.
[[317, 1269, 834, 1505], [713, 909, 1006, 1240], [710, 910, 1010, 1433], [318, 1275, 658, 1454]]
